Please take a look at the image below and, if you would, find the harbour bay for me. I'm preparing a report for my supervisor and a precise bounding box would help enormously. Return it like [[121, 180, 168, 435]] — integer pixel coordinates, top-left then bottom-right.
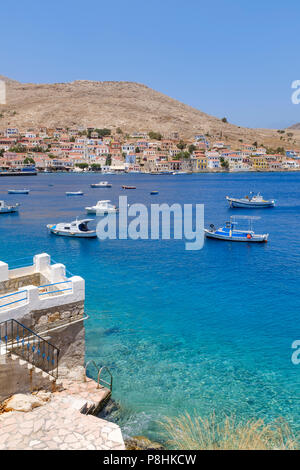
[[0, 171, 299, 442]]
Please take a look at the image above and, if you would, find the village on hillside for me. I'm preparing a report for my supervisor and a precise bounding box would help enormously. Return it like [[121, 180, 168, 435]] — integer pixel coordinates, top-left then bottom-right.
[[0, 126, 299, 173]]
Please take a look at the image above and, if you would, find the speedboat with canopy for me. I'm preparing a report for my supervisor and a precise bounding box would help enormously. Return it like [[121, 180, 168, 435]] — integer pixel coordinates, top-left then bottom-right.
[[226, 192, 275, 208], [204, 216, 269, 242], [47, 219, 97, 237]]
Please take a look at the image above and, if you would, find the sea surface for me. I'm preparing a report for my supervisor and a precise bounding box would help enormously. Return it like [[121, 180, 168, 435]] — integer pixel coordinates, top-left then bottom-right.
[[0, 172, 299, 441]]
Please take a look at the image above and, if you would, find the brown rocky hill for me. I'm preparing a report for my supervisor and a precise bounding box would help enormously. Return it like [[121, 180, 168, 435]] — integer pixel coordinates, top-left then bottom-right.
[[0, 75, 299, 147], [288, 122, 300, 130]]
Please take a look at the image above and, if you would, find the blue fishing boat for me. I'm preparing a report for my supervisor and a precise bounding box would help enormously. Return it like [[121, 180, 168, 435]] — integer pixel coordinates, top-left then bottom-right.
[[205, 216, 269, 242], [150, 191, 159, 195]]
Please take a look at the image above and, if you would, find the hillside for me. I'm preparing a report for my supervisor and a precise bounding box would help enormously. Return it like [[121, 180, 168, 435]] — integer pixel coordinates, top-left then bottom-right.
[[0, 75, 300, 148]]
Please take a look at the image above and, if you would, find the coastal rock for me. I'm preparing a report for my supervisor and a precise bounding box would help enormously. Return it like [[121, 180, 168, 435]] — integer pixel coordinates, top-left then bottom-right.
[[125, 436, 165, 450], [2, 393, 45, 412], [32, 390, 52, 402]]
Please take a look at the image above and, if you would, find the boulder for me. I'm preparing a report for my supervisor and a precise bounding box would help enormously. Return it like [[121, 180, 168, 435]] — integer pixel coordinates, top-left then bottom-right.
[[32, 390, 52, 402], [3, 393, 45, 412], [125, 436, 165, 450]]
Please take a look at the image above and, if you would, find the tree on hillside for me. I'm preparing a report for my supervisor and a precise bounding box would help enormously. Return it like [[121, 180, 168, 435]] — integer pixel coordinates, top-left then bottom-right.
[[148, 131, 162, 140], [176, 151, 190, 160], [221, 117, 228, 123], [77, 163, 89, 170], [23, 157, 35, 164], [177, 140, 186, 150], [9, 144, 27, 153], [105, 154, 112, 166], [188, 144, 196, 154], [220, 157, 229, 169]]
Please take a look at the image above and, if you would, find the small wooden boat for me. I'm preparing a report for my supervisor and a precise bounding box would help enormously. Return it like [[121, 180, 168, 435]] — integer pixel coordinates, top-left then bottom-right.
[[122, 185, 136, 189], [7, 189, 29, 194], [205, 216, 268, 242], [47, 219, 96, 238], [65, 191, 84, 196], [226, 192, 275, 208], [0, 200, 19, 213]]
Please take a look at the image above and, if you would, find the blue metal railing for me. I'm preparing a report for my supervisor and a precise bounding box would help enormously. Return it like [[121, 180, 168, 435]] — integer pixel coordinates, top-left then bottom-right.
[[0, 290, 28, 309], [0, 319, 59, 379], [38, 280, 72, 297]]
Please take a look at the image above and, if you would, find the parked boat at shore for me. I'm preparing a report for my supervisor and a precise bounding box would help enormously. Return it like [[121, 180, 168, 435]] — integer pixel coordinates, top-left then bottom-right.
[[90, 181, 112, 188], [0, 200, 19, 213], [7, 189, 29, 194], [205, 216, 269, 242], [47, 219, 96, 237], [85, 200, 118, 215], [65, 191, 84, 196], [226, 192, 275, 208]]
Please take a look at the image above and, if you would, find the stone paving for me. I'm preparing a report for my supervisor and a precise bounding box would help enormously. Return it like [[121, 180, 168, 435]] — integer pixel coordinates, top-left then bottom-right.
[[0, 378, 124, 450]]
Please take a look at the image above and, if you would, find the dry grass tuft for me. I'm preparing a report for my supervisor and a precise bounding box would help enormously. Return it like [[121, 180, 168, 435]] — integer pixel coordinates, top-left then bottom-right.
[[161, 412, 298, 450]]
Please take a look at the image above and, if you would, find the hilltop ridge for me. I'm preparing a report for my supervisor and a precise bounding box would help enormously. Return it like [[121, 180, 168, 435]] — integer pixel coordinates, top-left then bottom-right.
[[0, 76, 300, 147]]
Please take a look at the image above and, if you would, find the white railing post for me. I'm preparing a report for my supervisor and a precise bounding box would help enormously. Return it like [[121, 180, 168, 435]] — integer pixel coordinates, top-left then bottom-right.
[[0, 262, 9, 282], [34, 253, 50, 273]]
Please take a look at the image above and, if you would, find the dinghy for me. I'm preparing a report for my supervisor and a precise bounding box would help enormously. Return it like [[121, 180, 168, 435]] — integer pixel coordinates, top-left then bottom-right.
[[65, 191, 84, 196], [7, 189, 29, 194]]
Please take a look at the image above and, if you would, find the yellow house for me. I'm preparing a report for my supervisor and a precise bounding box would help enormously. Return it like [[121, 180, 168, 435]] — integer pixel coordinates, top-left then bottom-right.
[[196, 156, 207, 170], [251, 155, 268, 170]]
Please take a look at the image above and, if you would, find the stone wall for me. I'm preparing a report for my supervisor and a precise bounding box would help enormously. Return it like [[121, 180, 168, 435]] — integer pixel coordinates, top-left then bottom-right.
[[16, 300, 86, 382], [0, 273, 42, 295], [0, 355, 56, 402]]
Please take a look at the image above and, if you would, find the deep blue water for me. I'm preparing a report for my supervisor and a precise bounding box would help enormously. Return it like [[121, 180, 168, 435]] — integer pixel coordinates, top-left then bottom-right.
[[0, 172, 299, 440]]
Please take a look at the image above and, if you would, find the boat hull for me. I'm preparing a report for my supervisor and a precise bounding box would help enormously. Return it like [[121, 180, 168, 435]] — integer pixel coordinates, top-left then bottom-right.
[[204, 229, 268, 242], [90, 184, 112, 188], [86, 208, 117, 215], [0, 207, 18, 213], [7, 190, 29, 194]]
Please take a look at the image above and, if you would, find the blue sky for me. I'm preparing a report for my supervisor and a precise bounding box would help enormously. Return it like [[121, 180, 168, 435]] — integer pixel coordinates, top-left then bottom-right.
[[1, 0, 300, 128]]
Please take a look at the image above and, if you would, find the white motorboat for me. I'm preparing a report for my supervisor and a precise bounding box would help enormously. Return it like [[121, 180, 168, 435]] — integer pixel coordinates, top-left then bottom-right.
[[7, 189, 29, 194], [65, 191, 84, 196], [85, 200, 118, 215], [90, 181, 112, 188], [47, 219, 97, 238], [0, 200, 19, 213], [204, 216, 269, 242], [226, 192, 275, 208]]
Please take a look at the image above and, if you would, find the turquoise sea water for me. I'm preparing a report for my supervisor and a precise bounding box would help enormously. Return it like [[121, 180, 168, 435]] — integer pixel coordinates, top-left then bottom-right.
[[0, 172, 299, 440]]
